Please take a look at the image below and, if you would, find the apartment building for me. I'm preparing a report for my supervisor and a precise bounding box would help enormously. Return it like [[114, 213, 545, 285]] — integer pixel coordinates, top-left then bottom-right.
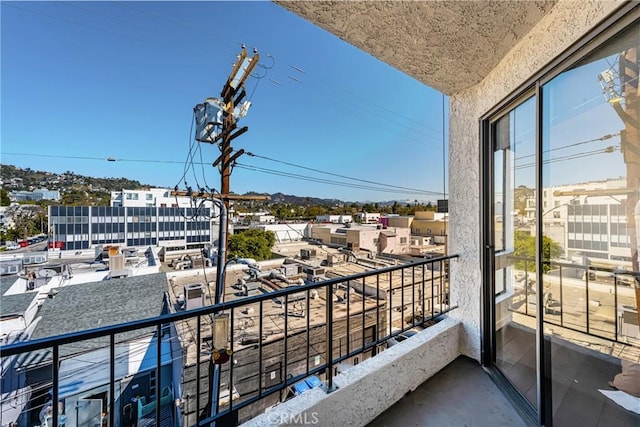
[[311, 223, 410, 255]]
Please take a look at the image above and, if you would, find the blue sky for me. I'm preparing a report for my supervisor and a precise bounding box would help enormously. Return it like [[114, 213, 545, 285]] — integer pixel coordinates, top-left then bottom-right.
[[1, 1, 448, 204]]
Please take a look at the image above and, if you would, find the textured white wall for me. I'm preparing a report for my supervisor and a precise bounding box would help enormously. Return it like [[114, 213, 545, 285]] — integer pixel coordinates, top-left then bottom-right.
[[448, 0, 624, 360]]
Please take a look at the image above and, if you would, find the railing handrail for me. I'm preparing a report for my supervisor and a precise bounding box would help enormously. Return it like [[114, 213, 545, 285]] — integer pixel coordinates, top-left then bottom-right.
[[0, 253, 459, 357], [507, 254, 639, 276]]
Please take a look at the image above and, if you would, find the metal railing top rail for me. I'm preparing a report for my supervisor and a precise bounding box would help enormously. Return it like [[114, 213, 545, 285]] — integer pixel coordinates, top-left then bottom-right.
[[508, 255, 640, 276], [0, 253, 459, 357]]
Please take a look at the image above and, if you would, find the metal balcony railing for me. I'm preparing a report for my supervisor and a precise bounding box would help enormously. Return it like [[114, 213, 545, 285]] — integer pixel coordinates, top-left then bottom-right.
[[0, 254, 458, 427], [508, 256, 639, 344]]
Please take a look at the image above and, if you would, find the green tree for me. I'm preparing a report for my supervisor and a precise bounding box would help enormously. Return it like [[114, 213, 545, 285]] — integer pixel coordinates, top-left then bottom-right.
[[0, 189, 10, 206], [513, 230, 561, 273], [228, 229, 276, 261]]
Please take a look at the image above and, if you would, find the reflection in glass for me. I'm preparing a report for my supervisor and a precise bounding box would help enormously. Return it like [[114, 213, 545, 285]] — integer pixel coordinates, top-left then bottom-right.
[[493, 96, 538, 406], [542, 21, 639, 426]]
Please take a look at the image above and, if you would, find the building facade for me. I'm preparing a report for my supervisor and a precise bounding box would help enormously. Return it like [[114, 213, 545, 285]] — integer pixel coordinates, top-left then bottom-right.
[[110, 188, 210, 208], [48, 205, 212, 250], [11, 189, 60, 202], [311, 224, 410, 255], [316, 214, 353, 224]]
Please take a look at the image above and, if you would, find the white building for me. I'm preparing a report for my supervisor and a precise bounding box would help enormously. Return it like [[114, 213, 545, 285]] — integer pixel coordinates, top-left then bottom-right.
[[250, 223, 311, 242], [316, 214, 353, 224], [111, 188, 216, 210], [355, 212, 380, 224]]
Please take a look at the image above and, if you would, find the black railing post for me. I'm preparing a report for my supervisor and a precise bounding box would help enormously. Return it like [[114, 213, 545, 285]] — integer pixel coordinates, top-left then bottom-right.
[[559, 266, 564, 327], [258, 300, 264, 397], [196, 315, 201, 423], [401, 268, 405, 328], [375, 274, 380, 354], [431, 264, 435, 318], [361, 277, 366, 353], [325, 283, 334, 391], [525, 260, 529, 316], [411, 265, 416, 327], [421, 264, 426, 322], [346, 280, 350, 356], [585, 267, 590, 334], [110, 333, 115, 427], [52, 344, 59, 427], [283, 295, 289, 391], [306, 289, 311, 375], [439, 260, 444, 313], [156, 324, 162, 427], [614, 276, 618, 341], [230, 308, 235, 412], [389, 272, 393, 335]]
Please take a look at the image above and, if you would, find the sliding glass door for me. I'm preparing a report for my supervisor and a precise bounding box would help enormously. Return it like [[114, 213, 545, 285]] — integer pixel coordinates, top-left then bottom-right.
[[483, 13, 640, 426]]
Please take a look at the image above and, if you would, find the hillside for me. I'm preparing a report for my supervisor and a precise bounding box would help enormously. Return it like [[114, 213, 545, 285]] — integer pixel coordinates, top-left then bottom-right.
[[1, 164, 147, 192]]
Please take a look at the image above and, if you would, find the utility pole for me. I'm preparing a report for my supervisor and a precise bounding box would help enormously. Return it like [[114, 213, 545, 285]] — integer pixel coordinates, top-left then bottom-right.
[[188, 45, 264, 426]]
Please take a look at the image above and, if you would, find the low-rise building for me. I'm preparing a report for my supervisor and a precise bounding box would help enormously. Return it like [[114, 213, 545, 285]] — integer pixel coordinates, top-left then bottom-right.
[[5, 272, 175, 427], [10, 189, 60, 202], [316, 214, 353, 224], [311, 223, 410, 255], [249, 222, 310, 242], [355, 212, 380, 224]]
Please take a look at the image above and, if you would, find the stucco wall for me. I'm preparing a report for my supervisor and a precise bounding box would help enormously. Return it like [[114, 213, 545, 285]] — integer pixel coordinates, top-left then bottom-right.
[[448, 0, 624, 360]]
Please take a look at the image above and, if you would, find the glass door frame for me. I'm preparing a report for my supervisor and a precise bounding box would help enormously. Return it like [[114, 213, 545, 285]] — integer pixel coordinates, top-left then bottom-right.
[[479, 5, 640, 427]]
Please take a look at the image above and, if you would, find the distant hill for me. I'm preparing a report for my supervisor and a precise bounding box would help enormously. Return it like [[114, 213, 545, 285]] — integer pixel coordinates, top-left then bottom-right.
[[1, 165, 349, 206], [1, 164, 149, 193], [2, 164, 430, 208], [244, 191, 344, 207]]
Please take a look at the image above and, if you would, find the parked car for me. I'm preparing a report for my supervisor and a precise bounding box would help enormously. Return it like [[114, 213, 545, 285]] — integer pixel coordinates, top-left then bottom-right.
[[6, 243, 20, 251]]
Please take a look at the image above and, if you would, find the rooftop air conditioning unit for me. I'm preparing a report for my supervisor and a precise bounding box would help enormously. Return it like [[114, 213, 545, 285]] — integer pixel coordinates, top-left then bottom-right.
[[110, 254, 125, 271], [184, 283, 205, 310]]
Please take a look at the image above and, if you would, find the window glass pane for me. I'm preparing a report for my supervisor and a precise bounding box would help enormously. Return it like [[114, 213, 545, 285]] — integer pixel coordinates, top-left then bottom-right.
[[493, 96, 537, 408], [542, 20, 639, 425]]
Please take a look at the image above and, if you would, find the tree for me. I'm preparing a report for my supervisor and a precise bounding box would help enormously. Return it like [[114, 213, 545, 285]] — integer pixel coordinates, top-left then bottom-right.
[[0, 189, 10, 206], [513, 230, 561, 273], [6, 206, 42, 241], [227, 229, 276, 261]]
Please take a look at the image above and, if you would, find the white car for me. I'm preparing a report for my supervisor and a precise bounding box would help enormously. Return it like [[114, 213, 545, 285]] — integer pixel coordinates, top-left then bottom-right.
[[5, 243, 19, 251]]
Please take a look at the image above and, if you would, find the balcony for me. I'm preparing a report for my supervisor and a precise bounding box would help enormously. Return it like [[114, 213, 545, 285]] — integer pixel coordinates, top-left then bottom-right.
[[2, 253, 638, 427]]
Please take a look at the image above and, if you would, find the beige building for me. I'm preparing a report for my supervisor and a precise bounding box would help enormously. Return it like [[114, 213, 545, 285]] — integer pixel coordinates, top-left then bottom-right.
[[311, 224, 410, 255], [386, 212, 448, 239]]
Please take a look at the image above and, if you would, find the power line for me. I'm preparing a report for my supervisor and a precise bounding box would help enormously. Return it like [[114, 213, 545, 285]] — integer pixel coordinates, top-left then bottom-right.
[[3, 152, 446, 196], [245, 152, 442, 195], [514, 133, 619, 161], [235, 163, 440, 196], [514, 146, 619, 170]]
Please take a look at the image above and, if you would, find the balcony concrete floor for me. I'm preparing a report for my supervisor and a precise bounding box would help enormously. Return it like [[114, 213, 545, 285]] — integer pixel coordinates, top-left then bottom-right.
[[368, 356, 528, 427]]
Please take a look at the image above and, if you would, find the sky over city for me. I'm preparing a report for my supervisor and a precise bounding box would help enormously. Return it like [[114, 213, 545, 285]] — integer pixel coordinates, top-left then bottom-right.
[[2, 1, 448, 203]]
